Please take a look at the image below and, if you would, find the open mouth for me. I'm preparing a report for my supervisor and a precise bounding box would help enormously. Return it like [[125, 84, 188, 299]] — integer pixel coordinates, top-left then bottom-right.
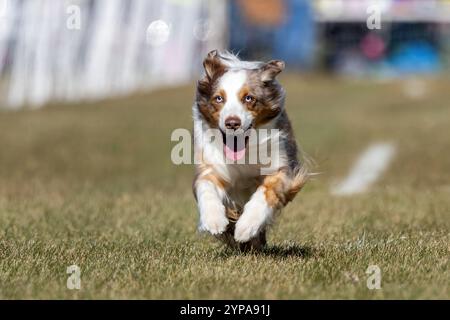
[[221, 129, 251, 161]]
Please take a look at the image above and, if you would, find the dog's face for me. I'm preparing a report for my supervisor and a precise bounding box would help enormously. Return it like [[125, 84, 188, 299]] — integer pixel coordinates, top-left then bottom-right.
[[196, 51, 286, 161], [196, 50, 285, 132]]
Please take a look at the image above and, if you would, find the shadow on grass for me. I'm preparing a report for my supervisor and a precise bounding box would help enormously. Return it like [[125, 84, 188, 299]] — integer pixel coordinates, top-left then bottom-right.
[[261, 244, 314, 259], [215, 243, 315, 260]]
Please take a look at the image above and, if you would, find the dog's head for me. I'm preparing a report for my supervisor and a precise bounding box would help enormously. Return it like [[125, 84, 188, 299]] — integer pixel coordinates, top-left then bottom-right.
[[195, 51, 286, 161], [196, 50, 285, 132]]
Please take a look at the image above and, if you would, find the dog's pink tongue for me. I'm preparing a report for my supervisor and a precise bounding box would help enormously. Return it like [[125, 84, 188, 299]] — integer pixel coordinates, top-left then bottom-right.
[[224, 144, 246, 161]]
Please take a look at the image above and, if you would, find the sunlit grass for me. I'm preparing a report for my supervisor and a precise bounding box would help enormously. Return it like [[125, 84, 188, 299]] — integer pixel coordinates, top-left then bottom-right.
[[0, 76, 449, 299]]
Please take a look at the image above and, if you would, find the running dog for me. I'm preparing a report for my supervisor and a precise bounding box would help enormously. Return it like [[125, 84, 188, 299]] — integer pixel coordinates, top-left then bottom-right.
[[192, 50, 308, 250]]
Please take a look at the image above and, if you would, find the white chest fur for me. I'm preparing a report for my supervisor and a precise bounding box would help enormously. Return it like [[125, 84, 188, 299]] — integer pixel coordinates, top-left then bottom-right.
[[194, 114, 288, 207]]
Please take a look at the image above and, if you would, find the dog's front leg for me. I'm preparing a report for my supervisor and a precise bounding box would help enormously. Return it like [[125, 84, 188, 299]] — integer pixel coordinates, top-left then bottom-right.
[[234, 186, 274, 243], [195, 179, 229, 235], [234, 169, 305, 243]]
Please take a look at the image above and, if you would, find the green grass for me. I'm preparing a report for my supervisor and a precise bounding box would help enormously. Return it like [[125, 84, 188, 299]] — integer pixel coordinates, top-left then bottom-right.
[[0, 76, 449, 299]]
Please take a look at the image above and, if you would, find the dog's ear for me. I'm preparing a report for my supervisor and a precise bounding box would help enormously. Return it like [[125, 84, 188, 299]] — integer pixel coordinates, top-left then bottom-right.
[[203, 50, 226, 80], [260, 60, 285, 82]]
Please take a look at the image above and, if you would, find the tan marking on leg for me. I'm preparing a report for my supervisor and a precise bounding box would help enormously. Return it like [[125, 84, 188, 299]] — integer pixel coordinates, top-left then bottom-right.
[[263, 171, 288, 208], [225, 207, 241, 223], [193, 162, 225, 199], [262, 167, 308, 209], [194, 163, 228, 190]]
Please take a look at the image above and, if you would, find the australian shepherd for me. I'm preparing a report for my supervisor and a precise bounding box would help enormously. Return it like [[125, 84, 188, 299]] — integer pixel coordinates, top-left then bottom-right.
[[192, 50, 308, 250]]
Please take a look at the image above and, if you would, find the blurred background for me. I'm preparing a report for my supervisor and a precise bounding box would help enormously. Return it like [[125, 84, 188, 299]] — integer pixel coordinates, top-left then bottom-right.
[[0, 0, 450, 109]]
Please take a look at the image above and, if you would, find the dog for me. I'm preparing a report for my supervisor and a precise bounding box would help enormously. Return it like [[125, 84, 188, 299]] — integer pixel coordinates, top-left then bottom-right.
[[192, 50, 308, 250]]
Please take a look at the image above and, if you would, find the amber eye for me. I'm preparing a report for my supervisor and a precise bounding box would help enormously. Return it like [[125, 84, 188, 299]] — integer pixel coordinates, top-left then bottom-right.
[[244, 95, 254, 103], [215, 96, 224, 103]]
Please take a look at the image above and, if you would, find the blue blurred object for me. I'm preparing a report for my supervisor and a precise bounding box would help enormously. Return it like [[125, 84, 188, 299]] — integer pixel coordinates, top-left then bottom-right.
[[273, 0, 316, 69], [229, 0, 316, 69], [388, 41, 441, 74]]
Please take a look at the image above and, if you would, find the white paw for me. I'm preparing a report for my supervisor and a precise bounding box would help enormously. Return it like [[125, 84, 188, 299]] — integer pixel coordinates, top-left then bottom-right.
[[234, 197, 272, 243], [234, 215, 263, 243], [198, 202, 229, 235]]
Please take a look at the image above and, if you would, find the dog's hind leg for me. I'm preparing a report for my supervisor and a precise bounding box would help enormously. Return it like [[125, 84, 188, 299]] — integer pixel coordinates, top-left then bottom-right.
[[238, 229, 267, 251], [216, 207, 268, 251], [216, 223, 267, 251], [215, 225, 237, 248]]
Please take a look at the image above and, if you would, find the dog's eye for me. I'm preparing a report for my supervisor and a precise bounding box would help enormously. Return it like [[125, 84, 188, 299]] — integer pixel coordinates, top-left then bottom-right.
[[215, 96, 224, 103], [244, 95, 254, 103]]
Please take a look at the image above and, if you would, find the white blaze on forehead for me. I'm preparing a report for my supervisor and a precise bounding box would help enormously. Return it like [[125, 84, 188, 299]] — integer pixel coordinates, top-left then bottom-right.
[[218, 70, 253, 131], [219, 69, 247, 101]]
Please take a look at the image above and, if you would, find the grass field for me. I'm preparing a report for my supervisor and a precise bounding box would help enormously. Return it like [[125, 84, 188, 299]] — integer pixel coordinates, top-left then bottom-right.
[[0, 76, 449, 299]]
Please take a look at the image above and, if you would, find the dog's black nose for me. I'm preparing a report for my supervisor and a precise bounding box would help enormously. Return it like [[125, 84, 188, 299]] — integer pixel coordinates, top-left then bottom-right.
[[225, 116, 241, 130]]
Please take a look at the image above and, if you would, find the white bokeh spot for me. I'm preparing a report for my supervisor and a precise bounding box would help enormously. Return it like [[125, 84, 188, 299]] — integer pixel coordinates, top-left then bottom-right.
[[146, 19, 171, 47], [193, 19, 213, 42]]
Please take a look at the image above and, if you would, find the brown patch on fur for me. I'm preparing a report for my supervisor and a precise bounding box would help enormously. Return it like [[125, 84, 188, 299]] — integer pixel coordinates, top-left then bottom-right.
[[225, 207, 241, 223], [218, 89, 227, 100], [250, 104, 281, 127], [238, 84, 250, 102], [263, 170, 289, 208], [196, 51, 228, 128], [244, 69, 285, 127], [194, 163, 228, 191], [198, 88, 227, 128], [203, 50, 227, 81], [197, 102, 221, 128], [202, 172, 227, 191], [263, 166, 309, 209], [260, 60, 285, 82]]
